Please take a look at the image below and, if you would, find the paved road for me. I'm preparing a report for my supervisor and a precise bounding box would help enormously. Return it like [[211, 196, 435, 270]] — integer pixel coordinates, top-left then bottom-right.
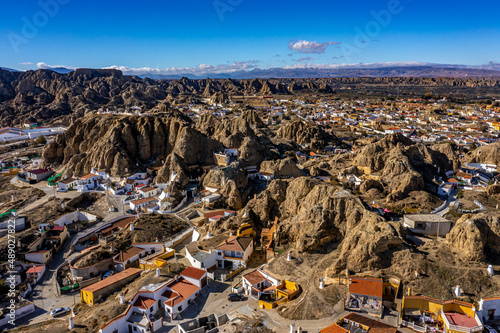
[[433, 188, 458, 216], [15, 235, 81, 326]]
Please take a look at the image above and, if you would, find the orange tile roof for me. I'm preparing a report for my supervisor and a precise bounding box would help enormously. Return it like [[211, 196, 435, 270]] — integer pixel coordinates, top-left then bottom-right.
[[163, 277, 199, 307], [82, 268, 141, 293], [80, 173, 98, 180], [26, 265, 45, 274], [343, 313, 398, 333], [243, 270, 267, 286], [133, 295, 156, 309], [349, 276, 383, 298], [115, 246, 144, 263], [138, 186, 156, 193], [320, 324, 348, 333], [215, 236, 252, 252], [181, 267, 206, 280], [130, 197, 157, 205]]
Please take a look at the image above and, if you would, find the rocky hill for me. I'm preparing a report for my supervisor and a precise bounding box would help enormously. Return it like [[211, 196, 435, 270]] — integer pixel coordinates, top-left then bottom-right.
[[2, 68, 500, 126]]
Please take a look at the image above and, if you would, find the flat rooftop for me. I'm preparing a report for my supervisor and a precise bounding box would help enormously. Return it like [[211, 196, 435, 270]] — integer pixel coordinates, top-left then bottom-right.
[[444, 312, 479, 328], [404, 214, 450, 223]]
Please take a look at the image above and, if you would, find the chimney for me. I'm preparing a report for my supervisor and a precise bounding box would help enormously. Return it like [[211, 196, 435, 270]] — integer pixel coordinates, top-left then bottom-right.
[[319, 277, 325, 289], [68, 317, 74, 330], [454, 285, 462, 297], [156, 268, 161, 277], [119, 293, 125, 304], [130, 222, 134, 231]]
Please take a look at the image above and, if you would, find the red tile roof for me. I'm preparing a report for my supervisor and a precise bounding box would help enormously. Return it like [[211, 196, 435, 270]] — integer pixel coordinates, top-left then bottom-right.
[[27, 265, 45, 274], [115, 246, 144, 263], [243, 270, 267, 286], [181, 267, 206, 280], [215, 236, 252, 252], [82, 268, 141, 293], [444, 312, 478, 328], [320, 324, 348, 333], [348, 276, 383, 298], [163, 277, 199, 307], [80, 173, 98, 180], [133, 295, 156, 309], [343, 313, 398, 333]]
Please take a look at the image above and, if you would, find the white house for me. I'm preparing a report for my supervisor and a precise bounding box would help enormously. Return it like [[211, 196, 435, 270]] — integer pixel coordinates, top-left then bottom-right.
[[242, 268, 280, 299], [478, 297, 500, 322], [185, 243, 217, 270], [258, 172, 274, 181], [77, 173, 100, 192], [25, 250, 52, 264], [137, 186, 159, 198], [385, 127, 401, 135], [26, 265, 46, 284], [58, 177, 78, 191], [99, 267, 208, 333], [214, 236, 253, 270], [130, 197, 158, 211]]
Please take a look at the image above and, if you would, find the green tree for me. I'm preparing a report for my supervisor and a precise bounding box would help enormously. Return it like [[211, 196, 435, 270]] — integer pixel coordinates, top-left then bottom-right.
[[36, 135, 47, 145]]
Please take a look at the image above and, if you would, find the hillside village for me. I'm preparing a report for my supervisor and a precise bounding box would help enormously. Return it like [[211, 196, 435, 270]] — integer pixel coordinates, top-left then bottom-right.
[[2, 88, 500, 333]]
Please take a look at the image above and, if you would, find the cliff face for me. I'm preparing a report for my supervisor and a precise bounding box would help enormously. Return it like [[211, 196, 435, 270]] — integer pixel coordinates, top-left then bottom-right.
[[240, 177, 407, 274], [446, 213, 500, 262], [42, 112, 221, 179], [463, 141, 500, 168], [276, 120, 342, 150]]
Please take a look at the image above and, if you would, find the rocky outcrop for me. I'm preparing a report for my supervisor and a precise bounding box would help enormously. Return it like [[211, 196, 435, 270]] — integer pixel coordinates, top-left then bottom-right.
[[42, 113, 220, 177], [446, 213, 500, 262], [259, 158, 304, 178], [463, 141, 500, 168], [276, 120, 342, 150]]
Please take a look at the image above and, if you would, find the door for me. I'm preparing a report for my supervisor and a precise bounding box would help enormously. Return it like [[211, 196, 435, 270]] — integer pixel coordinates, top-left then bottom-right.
[[488, 309, 495, 320], [128, 325, 133, 333]]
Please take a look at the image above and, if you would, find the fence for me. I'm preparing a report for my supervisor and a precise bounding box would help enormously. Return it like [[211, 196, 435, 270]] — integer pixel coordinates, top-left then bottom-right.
[[400, 320, 426, 332]]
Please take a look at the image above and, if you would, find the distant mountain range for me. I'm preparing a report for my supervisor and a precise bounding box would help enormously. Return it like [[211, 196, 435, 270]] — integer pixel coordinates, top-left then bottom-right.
[[3, 62, 500, 79]]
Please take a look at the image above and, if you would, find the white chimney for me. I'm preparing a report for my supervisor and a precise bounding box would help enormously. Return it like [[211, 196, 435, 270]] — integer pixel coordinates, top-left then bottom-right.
[[130, 222, 134, 231], [155, 237, 159, 243], [319, 278, 325, 289], [119, 293, 125, 304], [69, 317, 74, 330], [290, 323, 295, 333], [206, 232, 212, 239], [110, 243, 115, 253], [287, 253, 292, 261], [156, 268, 160, 277], [488, 265, 495, 277], [454, 285, 461, 297]]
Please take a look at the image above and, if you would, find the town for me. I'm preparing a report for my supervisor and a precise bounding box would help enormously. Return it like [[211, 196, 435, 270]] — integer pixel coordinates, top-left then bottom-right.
[[1, 85, 500, 333]]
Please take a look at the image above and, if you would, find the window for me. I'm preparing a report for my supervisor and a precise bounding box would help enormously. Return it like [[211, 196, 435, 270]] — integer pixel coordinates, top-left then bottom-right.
[[178, 306, 182, 312], [415, 222, 425, 230]]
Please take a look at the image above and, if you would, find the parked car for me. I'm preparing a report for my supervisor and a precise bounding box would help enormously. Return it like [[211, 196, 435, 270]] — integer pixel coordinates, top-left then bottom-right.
[[103, 271, 114, 279], [227, 293, 244, 302], [485, 326, 498, 333], [50, 307, 70, 317], [126, 209, 136, 214], [56, 188, 67, 192]]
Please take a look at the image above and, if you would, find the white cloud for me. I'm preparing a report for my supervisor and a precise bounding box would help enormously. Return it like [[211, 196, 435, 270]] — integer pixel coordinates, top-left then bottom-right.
[[103, 61, 260, 76], [288, 40, 341, 54], [19, 62, 33, 65], [37, 62, 76, 70]]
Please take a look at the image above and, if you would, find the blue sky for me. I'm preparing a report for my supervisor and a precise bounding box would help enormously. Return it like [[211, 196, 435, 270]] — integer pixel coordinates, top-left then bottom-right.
[[1, 0, 499, 75]]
